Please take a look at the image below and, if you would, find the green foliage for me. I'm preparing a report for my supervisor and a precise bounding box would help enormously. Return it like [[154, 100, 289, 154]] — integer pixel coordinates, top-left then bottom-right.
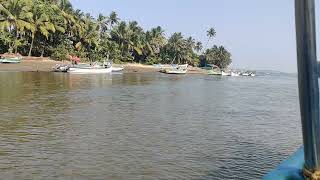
[[204, 45, 232, 69], [0, 0, 232, 68], [50, 41, 74, 61]]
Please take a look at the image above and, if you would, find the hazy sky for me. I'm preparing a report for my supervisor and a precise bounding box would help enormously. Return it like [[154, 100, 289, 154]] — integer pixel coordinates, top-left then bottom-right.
[[70, 0, 320, 73]]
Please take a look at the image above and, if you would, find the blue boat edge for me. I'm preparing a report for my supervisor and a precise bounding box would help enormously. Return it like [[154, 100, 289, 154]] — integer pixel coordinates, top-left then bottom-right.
[[263, 147, 304, 180]]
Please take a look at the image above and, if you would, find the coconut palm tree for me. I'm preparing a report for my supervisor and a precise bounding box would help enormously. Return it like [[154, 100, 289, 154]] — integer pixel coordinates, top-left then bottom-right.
[[195, 41, 203, 53], [75, 13, 99, 52], [97, 13, 107, 37], [204, 27, 216, 51], [145, 26, 166, 56], [0, 0, 33, 53], [107, 11, 119, 29], [167, 32, 186, 64], [28, 1, 57, 56], [205, 45, 231, 69]]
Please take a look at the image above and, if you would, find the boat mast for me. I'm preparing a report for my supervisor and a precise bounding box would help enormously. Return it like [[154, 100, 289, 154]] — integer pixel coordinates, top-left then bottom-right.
[[295, 0, 320, 176]]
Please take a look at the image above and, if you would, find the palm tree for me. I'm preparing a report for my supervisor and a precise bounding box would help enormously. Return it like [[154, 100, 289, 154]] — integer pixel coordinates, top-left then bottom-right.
[[107, 11, 119, 29], [97, 13, 108, 36], [167, 32, 185, 64], [186, 37, 196, 50], [204, 27, 216, 51], [204, 45, 231, 69], [0, 0, 33, 53], [28, 1, 57, 56], [111, 21, 130, 57], [195, 41, 203, 53], [75, 13, 99, 53], [145, 26, 166, 56]]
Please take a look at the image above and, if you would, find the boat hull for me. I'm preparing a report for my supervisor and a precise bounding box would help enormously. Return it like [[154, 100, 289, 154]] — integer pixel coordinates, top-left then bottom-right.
[[221, 71, 230, 76], [0, 57, 21, 63], [112, 67, 124, 72], [207, 70, 222, 75], [68, 67, 112, 74], [165, 70, 187, 74]]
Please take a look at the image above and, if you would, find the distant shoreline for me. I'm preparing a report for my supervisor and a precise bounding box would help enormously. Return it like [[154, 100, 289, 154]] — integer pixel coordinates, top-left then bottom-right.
[[0, 57, 207, 74]]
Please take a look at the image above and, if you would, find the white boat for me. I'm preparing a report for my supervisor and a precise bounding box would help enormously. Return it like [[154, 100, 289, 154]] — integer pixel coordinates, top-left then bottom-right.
[[68, 65, 112, 74], [112, 67, 124, 72], [241, 72, 250, 76], [166, 69, 188, 74], [221, 71, 230, 76], [53, 64, 70, 72], [230, 72, 240, 77], [165, 64, 188, 74]]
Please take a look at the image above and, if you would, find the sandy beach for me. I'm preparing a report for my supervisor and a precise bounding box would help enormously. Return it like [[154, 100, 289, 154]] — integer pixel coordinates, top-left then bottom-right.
[[0, 57, 207, 74]]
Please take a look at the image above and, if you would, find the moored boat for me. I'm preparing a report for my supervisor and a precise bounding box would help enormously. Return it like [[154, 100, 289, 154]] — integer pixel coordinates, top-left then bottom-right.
[[53, 64, 70, 72], [112, 67, 124, 72], [0, 55, 22, 63], [68, 61, 113, 74], [207, 65, 222, 75], [221, 71, 230, 76], [230, 72, 240, 77], [207, 70, 222, 75], [241, 72, 250, 76], [68, 66, 112, 74], [165, 64, 188, 74]]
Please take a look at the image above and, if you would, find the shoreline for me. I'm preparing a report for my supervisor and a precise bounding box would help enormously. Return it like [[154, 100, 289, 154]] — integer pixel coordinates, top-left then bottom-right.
[[0, 57, 207, 74]]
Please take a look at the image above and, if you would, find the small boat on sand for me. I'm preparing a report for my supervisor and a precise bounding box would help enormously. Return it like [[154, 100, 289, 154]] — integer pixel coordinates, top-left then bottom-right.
[[230, 72, 240, 77], [165, 64, 188, 74], [0, 54, 22, 63], [207, 65, 222, 75], [53, 64, 70, 72], [112, 66, 124, 72], [221, 71, 230, 76]]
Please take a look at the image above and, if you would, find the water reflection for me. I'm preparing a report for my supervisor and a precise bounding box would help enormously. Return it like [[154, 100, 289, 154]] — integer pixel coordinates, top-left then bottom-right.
[[0, 72, 301, 179]]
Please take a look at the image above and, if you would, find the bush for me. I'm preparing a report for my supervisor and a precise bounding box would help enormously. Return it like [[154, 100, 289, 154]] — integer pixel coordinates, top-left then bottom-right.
[[50, 43, 74, 61], [145, 56, 161, 65]]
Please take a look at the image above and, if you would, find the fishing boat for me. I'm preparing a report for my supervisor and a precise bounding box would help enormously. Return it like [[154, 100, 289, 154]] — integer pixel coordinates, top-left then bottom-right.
[[221, 71, 230, 76], [207, 65, 222, 75], [112, 66, 124, 72], [68, 66, 112, 74], [240, 72, 250, 76], [208, 70, 222, 75], [68, 62, 113, 74], [230, 72, 240, 77], [53, 64, 70, 72], [165, 64, 188, 74], [0, 56, 22, 63]]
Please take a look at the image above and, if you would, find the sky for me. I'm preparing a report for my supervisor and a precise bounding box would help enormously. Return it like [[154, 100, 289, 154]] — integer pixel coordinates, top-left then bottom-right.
[[69, 0, 320, 73]]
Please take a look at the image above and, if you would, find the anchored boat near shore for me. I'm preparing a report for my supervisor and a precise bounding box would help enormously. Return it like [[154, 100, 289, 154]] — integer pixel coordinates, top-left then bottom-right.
[[0, 54, 22, 64], [159, 64, 188, 74], [53, 61, 116, 74]]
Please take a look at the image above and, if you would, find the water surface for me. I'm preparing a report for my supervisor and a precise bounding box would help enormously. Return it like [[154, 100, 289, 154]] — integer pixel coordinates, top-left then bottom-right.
[[0, 72, 301, 179]]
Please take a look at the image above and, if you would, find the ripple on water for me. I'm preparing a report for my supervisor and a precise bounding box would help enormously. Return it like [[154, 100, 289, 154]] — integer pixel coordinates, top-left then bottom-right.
[[0, 72, 301, 179]]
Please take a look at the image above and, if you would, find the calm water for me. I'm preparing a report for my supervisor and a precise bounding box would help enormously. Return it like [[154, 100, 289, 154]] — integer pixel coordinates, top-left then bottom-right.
[[0, 72, 302, 180]]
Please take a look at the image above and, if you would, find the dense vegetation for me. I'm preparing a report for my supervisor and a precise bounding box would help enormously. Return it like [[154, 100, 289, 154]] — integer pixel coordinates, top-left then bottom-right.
[[0, 0, 232, 68]]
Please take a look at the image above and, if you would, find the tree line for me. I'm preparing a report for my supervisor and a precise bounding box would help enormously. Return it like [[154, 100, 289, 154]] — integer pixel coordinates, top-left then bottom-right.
[[0, 0, 232, 68]]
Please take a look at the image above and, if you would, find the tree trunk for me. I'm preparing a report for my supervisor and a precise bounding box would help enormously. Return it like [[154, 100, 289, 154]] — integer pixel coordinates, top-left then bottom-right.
[[14, 23, 19, 54], [28, 35, 35, 57], [41, 47, 45, 57], [204, 38, 210, 53], [14, 31, 19, 54]]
